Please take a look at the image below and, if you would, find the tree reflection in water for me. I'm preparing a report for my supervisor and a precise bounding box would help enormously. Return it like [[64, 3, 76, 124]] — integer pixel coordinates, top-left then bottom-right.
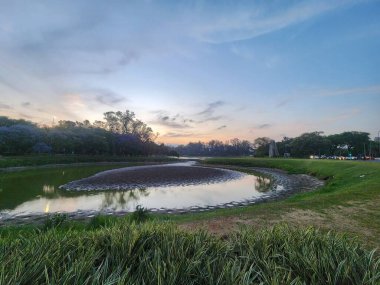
[[101, 188, 150, 210], [254, 176, 271, 192]]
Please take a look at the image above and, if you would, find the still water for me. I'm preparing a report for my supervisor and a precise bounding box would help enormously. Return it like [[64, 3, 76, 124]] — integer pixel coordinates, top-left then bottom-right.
[[0, 164, 274, 216]]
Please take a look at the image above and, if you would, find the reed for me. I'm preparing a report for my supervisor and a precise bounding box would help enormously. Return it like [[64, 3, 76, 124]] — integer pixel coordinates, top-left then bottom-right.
[[0, 223, 378, 285]]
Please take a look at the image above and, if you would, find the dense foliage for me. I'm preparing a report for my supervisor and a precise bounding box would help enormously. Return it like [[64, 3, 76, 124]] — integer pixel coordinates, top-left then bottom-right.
[[175, 131, 377, 158], [0, 112, 176, 156], [175, 139, 254, 156], [1, 113, 377, 158], [0, 223, 378, 284], [253, 131, 376, 158]]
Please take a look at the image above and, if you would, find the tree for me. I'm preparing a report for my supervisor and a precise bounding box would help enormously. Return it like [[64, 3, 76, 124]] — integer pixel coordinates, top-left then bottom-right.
[[253, 137, 272, 157], [328, 131, 370, 156], [290, 132, 330, 157]]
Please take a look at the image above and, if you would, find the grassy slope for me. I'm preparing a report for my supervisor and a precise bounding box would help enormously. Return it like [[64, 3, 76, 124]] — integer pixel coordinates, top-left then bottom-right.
[[172, 158, 380, 248], [205, 158, 380, 207]]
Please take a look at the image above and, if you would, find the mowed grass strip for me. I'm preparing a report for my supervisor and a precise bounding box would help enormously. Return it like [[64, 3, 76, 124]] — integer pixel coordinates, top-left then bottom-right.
[[0, 223, 378, 285]]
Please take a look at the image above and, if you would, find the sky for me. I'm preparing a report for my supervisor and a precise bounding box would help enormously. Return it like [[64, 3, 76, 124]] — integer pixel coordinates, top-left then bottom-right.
[[0, 0, 379, 144]]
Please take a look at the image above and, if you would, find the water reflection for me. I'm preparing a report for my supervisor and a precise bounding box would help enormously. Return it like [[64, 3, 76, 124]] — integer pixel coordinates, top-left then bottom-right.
[[100, 188, 151, 210], [0, 167, 282, 216], [43, 185, 55, 194], [254, 176, 271, 192], [44, 201, 50, 213]]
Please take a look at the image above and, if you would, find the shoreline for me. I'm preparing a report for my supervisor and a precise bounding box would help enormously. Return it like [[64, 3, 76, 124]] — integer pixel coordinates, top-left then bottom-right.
[[0, 166, 324, 225]]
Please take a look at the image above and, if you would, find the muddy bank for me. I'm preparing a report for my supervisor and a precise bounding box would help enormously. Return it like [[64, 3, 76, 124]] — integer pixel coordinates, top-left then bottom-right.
[[59, 164, 243, 191]]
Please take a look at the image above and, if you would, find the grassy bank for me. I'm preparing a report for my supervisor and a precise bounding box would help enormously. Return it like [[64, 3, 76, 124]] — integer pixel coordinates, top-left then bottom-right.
[[173, 158, 379, 248], [0, 154, 177, 168], [0, 221, 378, 284], [204, 158, 380, 207]]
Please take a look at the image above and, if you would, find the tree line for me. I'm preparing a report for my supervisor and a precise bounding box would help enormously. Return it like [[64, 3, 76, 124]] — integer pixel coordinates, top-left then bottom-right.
[[174, 131, 378, 158], [1, 112, 377, 158], [174, 139, 254, 157], [0, 111, 176, 156]]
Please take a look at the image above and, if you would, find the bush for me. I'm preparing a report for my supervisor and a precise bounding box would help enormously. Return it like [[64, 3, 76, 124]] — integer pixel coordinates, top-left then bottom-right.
[[130, 205, 150, 223], [87, 215, 113, 229], [43, 213, 68, 230]]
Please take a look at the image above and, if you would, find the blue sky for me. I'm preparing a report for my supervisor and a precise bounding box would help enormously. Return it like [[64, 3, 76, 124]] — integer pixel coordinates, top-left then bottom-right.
[[0, 0, 379, 143]]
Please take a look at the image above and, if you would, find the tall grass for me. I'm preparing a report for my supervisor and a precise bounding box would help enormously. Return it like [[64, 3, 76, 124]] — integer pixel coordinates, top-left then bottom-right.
[[0, 223, 378, 284]]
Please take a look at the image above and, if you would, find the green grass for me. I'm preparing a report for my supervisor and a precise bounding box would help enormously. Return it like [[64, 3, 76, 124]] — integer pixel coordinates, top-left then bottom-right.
[[204, 158, 380, 208], [170, 158, 379, 247], [0, 222, 378, 285], [0, 154, 177, 168]]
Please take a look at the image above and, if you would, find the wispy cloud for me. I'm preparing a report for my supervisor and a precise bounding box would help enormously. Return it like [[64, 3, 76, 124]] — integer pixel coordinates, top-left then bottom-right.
[[197, 100, 225, 116], [322, 108, 361, 124], [161, 132, 195, 138], [315, 85, 380, 97], [276, 85, 380, 108], [21, 102, 31, 107], [198, 116, 223, 123], [194, 1, 357, 43], [217, 125, 227, 130], [256, 123, 272, 129], [276, 98, 293, 108], [151, 112, 192, 129], [0, 103, 12, 109], [90, 89, 125, 106]]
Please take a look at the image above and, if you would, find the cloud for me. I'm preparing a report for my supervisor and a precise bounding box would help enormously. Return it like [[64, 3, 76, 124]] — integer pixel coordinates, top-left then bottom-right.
[[276, 98, 293, 108], [315, 85, 380, 97], [152, 101, 227, 129], [198, 116, 223, 123], [249, 123, 272, 133], [161, 132, 194, 138], [0, 103, 12, 109], [21, 102, 31, 107], [322, 108, 361, 124], [18, 112, 34, 119], [91, 89, 125, 106], [194, 1, 357, 43], [217, 125, 227, 130], [152, 112, 191, 129], [257, 123, 272, 129], [197, 100, 225, 116]]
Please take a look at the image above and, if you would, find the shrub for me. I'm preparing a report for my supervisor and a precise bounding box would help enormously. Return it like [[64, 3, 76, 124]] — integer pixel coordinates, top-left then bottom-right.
[[43, 213, 68, 230], [130, 205, 150, 223]]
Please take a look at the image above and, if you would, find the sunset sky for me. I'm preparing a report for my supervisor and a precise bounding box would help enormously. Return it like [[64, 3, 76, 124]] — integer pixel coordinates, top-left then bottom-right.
[[0, 0, 379, 144]]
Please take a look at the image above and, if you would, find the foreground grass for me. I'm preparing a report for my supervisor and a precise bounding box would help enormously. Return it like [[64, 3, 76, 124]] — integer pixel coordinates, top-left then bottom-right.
[[0, 154, 177, 168], [0, 221, 378, 285]]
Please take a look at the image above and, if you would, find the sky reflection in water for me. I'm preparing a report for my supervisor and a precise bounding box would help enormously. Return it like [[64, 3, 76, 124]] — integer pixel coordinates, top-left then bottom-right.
[[0, 166, 274, 216]]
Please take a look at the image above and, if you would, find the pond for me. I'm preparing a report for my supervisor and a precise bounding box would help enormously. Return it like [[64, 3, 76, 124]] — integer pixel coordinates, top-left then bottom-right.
[[0, 162, 281, 218]]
